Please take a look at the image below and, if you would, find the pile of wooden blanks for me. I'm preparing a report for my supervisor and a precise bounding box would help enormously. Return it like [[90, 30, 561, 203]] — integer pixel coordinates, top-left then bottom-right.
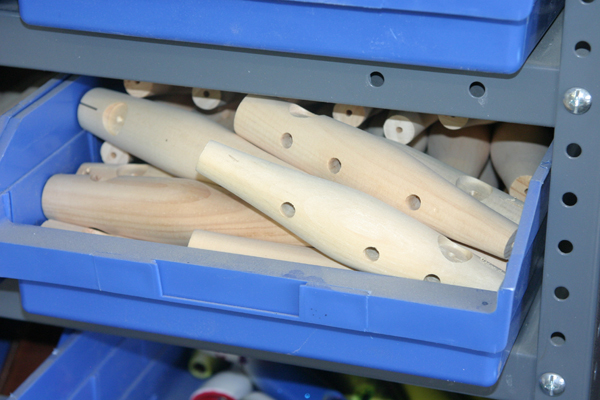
[[40, 81, 552, 292]]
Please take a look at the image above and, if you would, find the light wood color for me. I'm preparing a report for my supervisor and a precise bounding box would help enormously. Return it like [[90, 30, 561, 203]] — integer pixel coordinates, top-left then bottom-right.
[[100, 141, 133, 164], [383, 112, 437, 144], [188, 230, 352, 270], [427, 122, 492, 177], [154, 94, 237, 131], [491, 123, 552, 201], [76, 162, 173, 181], [234, 96, 517, 259], [438, 115, 495, 130], [123, 80, 175, 98], [77, 88, 295, 183], [41, 219, 111, 236], [393, 142, 523, 224], [332, 104, 372, 127], [42, 174, 307, 247], [192, 88, 235, 110], [196, 141, 505, 290], [478, 158, 500, 188]]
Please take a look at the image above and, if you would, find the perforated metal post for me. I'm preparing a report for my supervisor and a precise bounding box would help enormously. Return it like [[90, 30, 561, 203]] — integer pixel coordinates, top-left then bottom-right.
[[536, 0, 600, 398]]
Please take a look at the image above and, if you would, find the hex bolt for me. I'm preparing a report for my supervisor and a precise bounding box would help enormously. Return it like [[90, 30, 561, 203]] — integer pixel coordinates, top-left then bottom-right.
[[539, 373, 566, 396], [563, 88, 592, 114]]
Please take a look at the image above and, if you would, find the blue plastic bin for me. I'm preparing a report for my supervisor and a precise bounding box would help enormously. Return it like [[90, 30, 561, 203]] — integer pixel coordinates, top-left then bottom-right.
[[0, 75, 550, 386], [10, 330, 200, 400], [17, 0, 563, 74]]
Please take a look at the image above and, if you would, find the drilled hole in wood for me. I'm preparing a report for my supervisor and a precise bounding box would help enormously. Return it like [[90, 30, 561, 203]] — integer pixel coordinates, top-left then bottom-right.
[[203, 90, 210, 98], [438, 236, 472, 263], [281, 133, 293, 148], [364, 247, 379, 261], [396, 126, 403, 134], [102, 102, 128, 136], [328, 158, 341, 174], [280, 202, 295, 218], [346, 109, 353, 117], [424, 274, 441, 283], [109, 152, 117, 159], [406, 195, 421, 210]]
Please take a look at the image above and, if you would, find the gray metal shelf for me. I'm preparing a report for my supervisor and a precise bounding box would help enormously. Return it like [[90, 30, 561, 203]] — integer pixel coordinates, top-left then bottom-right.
[[0, 1, 560, 127], [0, 0, 598, 399]]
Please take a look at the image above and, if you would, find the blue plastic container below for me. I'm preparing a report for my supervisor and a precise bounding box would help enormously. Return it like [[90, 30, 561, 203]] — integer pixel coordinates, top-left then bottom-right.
[[0, 75, 550, 386], [17, 0, 563, 74], [10, 330, 201, 400]]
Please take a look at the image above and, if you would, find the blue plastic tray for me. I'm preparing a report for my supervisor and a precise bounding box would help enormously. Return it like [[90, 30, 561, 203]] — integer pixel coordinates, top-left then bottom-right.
[[0, 75, 550, 386], [17, 0, 563, 73], [11, 330, 200, 400]]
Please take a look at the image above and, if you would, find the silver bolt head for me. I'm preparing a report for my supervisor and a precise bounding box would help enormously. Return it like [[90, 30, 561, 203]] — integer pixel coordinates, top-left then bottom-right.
[[540, 373, 566, 396], [564, 87, 592, 114]]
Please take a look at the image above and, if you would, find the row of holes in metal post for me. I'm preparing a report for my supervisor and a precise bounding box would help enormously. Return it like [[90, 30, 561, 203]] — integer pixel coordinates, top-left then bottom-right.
[[549, 142, 584, 348]]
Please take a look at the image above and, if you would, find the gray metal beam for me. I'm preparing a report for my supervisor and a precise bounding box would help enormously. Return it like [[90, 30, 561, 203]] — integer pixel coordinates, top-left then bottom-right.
[[0, 3, 560, 127]]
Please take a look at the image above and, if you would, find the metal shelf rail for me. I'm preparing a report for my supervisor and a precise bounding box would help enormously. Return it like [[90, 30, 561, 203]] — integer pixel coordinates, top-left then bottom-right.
[[0, 0, 598, 398]]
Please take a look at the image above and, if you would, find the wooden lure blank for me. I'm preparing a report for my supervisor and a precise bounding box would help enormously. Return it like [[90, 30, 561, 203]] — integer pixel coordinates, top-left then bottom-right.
[[77, 88, 294, 183], [76, 162, 173, 181], [332, 104, 372, 127], [491, 123, 552, 201], [188, 230, 352, 270], [478, 158, 500, 188], [427, 122, 492, 177], [154, 94, 237, 131], [383, 111, 437, 144], [408, 131, 428, 152], [100, 141, 133, 164], [393, 142, 523, 224], [438, 115, 495, 130], [123, 80, 175, 98], [196, 141, 505, 291], [192, 88, 236, 110], [234, 96, 517, 259], [42, 174, 307, 247]]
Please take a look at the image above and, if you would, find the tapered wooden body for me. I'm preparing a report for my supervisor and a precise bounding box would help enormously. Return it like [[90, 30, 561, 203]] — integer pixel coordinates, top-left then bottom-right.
[[123, 80, 175, 98], [395, 142, 523, 224], [438, 115, 494, 130], [234, 96, 517, 259], [478, 158, 500, 188], [42, 174, 306, 247], [100, 141, 133, 164], [76, 163, 173, 180], [188, 230, 351, 270], [427, 122, 492, 177], [154, 94, 237, 131], [332, 104, 372, 127], [196, 141, 505, 290], [491, 123, 552, 201], [408, 131, 428, 152], [383, 112, 437, 144], [77, 88, 293, 183]]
